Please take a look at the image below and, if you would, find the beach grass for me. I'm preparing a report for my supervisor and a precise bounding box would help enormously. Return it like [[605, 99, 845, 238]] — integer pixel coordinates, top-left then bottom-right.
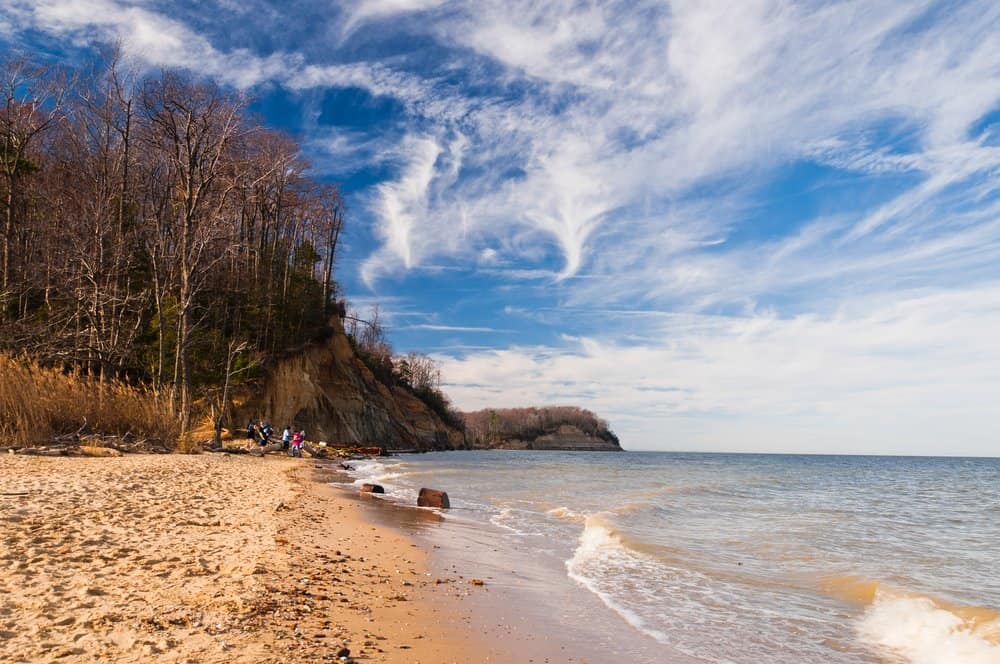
[[0, 353, 179, 449]]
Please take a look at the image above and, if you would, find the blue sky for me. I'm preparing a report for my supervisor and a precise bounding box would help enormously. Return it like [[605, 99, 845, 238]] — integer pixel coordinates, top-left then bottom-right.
[[3, 0, 999, 455]]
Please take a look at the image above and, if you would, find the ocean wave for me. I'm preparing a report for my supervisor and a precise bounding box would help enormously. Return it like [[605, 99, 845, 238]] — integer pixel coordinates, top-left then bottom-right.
[[821, 576, 1000, 663], [489, 507, 546, 536], [859, 591, 1000, 664], [565, 515, 671, 644]]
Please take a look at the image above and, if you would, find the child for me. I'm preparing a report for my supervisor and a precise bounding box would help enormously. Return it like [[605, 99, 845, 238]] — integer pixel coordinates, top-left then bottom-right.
[[281, 426, 292, 450], [290, 430, 305, 457]]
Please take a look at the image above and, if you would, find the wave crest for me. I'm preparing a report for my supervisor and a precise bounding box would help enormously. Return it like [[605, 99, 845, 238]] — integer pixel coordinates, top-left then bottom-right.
[[858, 590, 1000, 664]]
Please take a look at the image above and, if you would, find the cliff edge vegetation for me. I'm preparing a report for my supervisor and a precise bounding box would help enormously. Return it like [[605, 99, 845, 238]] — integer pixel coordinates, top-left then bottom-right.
[[463, 407, 622, 451]]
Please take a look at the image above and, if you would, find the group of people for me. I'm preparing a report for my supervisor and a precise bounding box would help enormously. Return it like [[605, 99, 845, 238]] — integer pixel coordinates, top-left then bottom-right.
[[246, 419, 306, 457]]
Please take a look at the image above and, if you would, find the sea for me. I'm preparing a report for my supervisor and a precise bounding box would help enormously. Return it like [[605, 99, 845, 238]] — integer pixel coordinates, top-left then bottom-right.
[[343, 451, 1000, 663]]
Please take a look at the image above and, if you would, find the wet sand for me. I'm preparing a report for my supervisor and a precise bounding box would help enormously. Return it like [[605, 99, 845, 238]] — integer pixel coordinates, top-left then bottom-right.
[[0, 453, 508, 663]]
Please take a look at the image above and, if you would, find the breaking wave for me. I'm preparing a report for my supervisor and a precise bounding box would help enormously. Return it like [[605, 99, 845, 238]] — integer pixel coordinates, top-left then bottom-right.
[[565, 515, 670, 644], [822, 576, 1000, 663]]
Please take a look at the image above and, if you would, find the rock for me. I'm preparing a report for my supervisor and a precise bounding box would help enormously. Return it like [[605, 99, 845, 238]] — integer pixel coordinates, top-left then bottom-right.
[[417, 488, 450, 509], [336, 646, 351, 658], [359, 484, 384, 494], [340, 463, 354, 471]]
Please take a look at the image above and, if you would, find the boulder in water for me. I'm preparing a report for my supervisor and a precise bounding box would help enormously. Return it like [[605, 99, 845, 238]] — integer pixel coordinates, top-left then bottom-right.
[[359, 484, 384, 494], [417, 488, 449, 508]]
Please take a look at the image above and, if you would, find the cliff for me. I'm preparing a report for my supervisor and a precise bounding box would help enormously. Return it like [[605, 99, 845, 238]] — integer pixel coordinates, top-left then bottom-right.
[[463, 407, 622, 451], [236, 317, 466, 451]]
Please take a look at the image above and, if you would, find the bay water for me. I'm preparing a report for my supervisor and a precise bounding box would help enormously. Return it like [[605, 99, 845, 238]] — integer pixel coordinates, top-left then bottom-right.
[[345, 451, 999, 663]]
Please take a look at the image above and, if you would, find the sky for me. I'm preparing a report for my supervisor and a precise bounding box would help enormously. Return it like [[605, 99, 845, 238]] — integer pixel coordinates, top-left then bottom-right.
[[2, 0, 999, 455]]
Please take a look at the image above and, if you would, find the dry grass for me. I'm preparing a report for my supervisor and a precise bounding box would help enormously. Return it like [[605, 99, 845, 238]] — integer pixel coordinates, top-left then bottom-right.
[[0, 353, 180, 449]]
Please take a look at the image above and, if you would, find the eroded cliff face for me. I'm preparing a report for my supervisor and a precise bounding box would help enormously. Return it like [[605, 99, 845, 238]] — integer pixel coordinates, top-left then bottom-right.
[[237, 317, 466, 451]]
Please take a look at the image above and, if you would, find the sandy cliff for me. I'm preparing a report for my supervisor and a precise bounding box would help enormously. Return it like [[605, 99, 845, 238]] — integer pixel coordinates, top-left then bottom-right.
[[237, 317, 466, 451]]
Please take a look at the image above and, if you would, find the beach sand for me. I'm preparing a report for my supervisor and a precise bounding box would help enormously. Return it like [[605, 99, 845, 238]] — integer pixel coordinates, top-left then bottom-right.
[[0, 453, 511, 663]]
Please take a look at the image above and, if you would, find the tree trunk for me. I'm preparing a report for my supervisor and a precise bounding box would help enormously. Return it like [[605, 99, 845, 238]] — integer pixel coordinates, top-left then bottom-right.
[[1, 182, 13, 316]]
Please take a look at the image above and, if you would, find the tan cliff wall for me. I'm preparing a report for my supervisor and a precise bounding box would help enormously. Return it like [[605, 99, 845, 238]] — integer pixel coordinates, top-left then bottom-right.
[[236, 317, 466, 451]]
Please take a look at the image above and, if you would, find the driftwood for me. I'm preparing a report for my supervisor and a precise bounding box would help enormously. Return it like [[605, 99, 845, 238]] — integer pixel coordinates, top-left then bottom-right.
[[16, 447, 70, 456], [252, 442, 285, 457], [302, 442, 327, 459], [206, 445, 253, 455], [1, 492, 30, 497], [79, 445, 123, 458]]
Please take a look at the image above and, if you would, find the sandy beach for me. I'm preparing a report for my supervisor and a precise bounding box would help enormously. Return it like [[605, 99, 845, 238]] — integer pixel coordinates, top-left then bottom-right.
[[0, 453, 514, 663]]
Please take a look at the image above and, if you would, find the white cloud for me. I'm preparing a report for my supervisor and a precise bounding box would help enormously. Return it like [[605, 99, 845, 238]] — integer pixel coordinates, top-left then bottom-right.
[[439, 283, 1000, 455], [360, 135, 445, 284], [6, 0, 301, 87], [341, 0, 999, 299]]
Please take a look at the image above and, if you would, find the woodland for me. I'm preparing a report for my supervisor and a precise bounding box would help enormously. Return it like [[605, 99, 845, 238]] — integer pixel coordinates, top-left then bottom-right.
[[0, 50, 349, 441]]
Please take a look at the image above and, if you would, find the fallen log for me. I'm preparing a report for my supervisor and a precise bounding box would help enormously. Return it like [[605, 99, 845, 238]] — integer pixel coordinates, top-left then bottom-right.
[[79, 445, 123, 458], [206, 445, 253, 455], [251, 442, 284, 457], [16, 447, 70, 456], [302, 442, 327, 459]]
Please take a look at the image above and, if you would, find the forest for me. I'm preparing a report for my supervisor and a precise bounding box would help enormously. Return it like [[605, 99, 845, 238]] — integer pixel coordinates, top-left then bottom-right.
[[0, 50, 345, 439], [463, 406, 620, 447]]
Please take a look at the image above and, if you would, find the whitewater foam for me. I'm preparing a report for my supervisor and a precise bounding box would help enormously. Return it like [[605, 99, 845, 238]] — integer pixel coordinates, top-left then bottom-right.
[[858, 591, 1000, 664], [565, 515, 671, 645], [546, 506, 586, 522]]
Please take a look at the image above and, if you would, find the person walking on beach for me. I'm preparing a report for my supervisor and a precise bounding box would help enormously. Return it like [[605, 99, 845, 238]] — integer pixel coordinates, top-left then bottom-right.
[[290, 430, 304, 457], [281, 426, 292, 451]]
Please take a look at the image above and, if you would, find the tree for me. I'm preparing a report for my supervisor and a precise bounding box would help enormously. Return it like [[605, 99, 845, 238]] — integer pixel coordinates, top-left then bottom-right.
[[0, 56, 67, 319], [140, 73, 247, 435]]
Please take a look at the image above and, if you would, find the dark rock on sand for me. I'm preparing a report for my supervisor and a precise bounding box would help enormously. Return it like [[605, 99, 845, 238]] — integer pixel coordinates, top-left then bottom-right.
[[417, 488, 449, 509], [359, 484, 384, 494]]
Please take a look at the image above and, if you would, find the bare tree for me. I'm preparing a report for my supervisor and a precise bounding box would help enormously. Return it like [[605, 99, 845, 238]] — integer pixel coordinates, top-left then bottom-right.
[[140, 73, 247, 434], [0, 56, 68, 318]]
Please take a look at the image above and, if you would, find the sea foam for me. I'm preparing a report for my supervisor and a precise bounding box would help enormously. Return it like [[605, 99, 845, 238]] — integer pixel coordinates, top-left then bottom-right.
[[565, 515, 671, 644], [858, 590, 1000, 664]]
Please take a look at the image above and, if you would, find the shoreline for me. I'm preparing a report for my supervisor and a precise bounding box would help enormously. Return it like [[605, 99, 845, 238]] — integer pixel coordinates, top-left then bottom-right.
[[0, 453, 511, 663]]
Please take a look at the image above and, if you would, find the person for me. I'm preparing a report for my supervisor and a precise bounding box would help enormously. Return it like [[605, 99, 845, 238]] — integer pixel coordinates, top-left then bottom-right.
[[290, 430, 304, 457], [281, 426, 292, 451], [246, 420, 256, 441], [261, 421, 273, 446]]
